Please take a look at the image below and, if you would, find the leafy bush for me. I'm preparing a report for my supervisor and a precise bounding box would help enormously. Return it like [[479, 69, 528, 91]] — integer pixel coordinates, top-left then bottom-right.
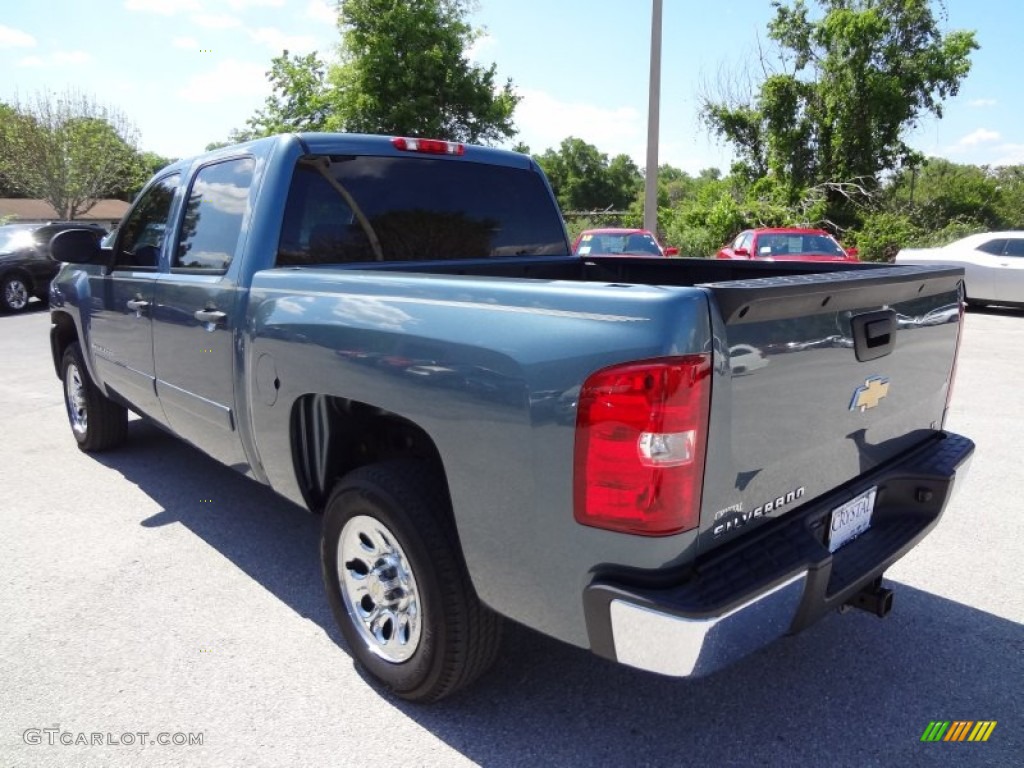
[[849, 212, 923, 262], [912, 218, 988, 248]]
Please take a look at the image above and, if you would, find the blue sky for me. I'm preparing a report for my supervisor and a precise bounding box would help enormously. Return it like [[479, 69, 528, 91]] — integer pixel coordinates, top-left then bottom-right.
[[1, 0, 1020, 173]]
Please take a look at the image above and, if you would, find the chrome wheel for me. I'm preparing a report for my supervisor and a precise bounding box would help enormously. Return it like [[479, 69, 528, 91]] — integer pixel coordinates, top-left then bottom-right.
[[65, 362, 88, 438], [337, 514, 422, 663], [3, 277, 29, 311]]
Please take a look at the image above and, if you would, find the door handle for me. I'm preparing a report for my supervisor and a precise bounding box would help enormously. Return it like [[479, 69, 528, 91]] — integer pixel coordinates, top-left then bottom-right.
[[126, 298, 150, 313], [194, 308, 227, 326]]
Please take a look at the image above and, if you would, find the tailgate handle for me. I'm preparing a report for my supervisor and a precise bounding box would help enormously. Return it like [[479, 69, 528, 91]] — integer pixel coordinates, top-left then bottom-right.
[[851, 309, 897, 362]]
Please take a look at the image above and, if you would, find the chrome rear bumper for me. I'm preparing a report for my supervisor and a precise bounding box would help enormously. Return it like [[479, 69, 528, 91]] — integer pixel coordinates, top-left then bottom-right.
[[583, 432, 973, 677]]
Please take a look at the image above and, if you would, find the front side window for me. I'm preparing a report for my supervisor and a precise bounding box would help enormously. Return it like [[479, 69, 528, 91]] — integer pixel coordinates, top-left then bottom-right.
[[115, 174, 180, 269], [174, 158, 255, 272], [276, 155, 567, 265]]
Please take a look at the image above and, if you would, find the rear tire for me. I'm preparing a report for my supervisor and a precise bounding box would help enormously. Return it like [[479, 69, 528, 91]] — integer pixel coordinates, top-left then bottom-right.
[[321, 460, 502, 702], [61, 342, 128, 451]]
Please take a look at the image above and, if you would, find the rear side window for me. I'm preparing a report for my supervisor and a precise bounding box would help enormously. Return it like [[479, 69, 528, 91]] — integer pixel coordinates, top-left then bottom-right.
[[1003, 238, 1024, 257], [976, 239, 1006, 255], [277, 155, 567, 265], [174, 157, 254, 272]]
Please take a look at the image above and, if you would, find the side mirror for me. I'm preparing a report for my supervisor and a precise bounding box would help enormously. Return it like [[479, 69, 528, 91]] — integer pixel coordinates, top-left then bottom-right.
[[733, 247, 750, 257], [49, 228, 109, 265], [663, 246, 679, 257], [846, 247, 859, 259]]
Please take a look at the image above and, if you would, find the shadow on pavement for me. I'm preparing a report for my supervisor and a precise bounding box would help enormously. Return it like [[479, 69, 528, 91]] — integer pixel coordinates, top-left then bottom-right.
[[94, 420, 1021, 766]]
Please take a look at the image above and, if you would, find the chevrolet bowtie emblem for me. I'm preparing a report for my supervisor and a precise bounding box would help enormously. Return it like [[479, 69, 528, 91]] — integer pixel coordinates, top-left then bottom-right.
[[850, 376, 890, 412]]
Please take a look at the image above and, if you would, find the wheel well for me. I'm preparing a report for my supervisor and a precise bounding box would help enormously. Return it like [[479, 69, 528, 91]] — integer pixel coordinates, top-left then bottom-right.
[[50, 311, 79, 377], [291, 394, 448, 514]]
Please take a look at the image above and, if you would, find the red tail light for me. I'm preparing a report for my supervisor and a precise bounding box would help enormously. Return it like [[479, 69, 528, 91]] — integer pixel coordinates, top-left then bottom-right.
[[574, 355, 712, 536], [391, 137, 465, 155]]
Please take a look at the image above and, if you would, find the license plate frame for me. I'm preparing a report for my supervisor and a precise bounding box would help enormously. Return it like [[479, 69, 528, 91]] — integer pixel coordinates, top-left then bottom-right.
[[827, 487, 877, 553]]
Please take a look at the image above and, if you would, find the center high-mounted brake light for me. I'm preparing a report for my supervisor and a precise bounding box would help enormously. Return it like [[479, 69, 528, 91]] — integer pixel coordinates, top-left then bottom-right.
[[391, 137, 465, 156], [574, 355, 712, 536]]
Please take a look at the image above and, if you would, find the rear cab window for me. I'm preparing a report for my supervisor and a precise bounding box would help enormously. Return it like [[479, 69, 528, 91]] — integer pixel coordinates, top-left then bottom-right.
[[276, 155, 567, 266]]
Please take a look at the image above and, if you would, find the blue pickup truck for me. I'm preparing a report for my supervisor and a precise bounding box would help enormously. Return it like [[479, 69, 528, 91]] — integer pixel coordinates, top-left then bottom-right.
[[49, 133, 973, 701]]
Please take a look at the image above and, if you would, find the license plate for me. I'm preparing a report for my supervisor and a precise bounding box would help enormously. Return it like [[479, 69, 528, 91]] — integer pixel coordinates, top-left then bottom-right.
[[828, 487, 877, 553]]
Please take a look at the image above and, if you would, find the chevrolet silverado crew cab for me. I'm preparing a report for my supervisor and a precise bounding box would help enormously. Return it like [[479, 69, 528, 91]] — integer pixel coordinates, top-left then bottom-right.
[[48, 133, 973, 702]]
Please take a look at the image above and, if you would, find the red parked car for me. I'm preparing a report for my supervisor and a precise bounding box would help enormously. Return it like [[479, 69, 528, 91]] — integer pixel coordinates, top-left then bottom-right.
[[573, 228, 679, 257], [716, 228, 858, 262]]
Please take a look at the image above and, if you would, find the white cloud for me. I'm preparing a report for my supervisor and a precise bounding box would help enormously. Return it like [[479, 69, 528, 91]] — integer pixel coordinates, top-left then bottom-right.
[[0, 24, 36, 48], [466, 33, 496, 62], [306, 0, 337, 24], [194, 180, 249, 214], [248, 27, 318, 53], [192, 13, 243, 30], [948, 128, 1001, 153], [514, 88, 645, 159], [177, 59, 268, 103], [173, 36, 199, 49], [968, 98, 997, 108], [225, 0, 285, 8], [124, 0, 200, 14], [16, 55, 45, 68], [993, 144, 1024, 165]]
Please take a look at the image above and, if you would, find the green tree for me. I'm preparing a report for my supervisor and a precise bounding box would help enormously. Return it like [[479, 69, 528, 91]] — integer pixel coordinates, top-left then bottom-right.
[[227, 0, 519, 145], [0, 91, 143, 219], [330, 0, 518, 142], [0, 103, 19, 198], [236, 51, 333, 140], [536, 137, 642, 212], [702, 0, 977, 218], [888, 157, 1001, 230], [111, 150, 177, 202], [992, 165, 1024, 229]]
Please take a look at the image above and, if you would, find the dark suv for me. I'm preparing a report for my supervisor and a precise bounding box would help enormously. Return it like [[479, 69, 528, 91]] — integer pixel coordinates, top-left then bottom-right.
[[0, 222, 106, 312]]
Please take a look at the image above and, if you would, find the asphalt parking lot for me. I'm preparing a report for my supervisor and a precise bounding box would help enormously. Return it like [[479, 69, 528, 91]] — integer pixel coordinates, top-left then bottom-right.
[[1, 301, 1021, 767]]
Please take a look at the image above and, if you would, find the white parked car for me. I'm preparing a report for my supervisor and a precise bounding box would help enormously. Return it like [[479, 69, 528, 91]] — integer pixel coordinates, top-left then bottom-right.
[[895, 232, 1024, 308]]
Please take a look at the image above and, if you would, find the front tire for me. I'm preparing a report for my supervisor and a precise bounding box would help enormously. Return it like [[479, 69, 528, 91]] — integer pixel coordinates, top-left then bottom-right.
[[1, 273, 31, 313], [61, 342, 128, 451], [321, 460, 502, 702]]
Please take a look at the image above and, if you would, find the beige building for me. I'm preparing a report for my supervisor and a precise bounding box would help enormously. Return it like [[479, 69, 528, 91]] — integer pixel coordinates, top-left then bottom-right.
[[0, 199, 129, 230]]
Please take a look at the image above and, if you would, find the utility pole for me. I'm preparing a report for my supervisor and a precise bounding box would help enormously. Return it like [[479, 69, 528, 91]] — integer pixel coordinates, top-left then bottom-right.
[[644, 0, 663, 235]]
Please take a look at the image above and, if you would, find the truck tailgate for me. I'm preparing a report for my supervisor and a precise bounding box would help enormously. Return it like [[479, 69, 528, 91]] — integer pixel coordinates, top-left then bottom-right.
[[696, 265, 964, 551]]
